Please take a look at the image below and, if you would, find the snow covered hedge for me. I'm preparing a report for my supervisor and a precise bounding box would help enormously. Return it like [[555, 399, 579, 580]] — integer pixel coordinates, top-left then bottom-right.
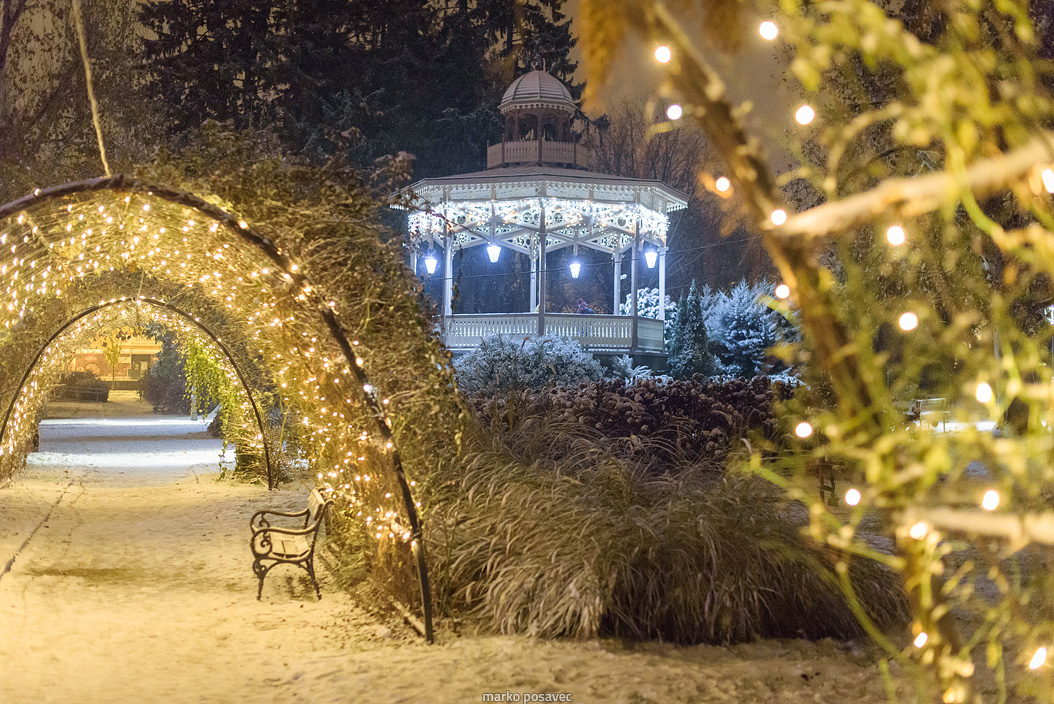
[[469, 376, 792, 468], [454, 334, 605, 395], [619, 288, 677, 341]]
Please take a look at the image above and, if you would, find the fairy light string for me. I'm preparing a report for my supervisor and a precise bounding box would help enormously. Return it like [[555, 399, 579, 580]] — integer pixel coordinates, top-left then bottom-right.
[[0, 177, 434, 641], [639, 5, 1054, 697]]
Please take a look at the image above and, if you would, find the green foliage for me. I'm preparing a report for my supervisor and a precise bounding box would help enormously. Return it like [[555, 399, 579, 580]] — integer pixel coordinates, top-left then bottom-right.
[[705, 281, 790, 378], [469, 377, 789, 471], [0, 0, 159, 202], [55, 370, 109, 403], [578, 0, 1054, 699], [667, 281, 718, 379], [139, 332, 186, 413], [139, 0, 578, 176]]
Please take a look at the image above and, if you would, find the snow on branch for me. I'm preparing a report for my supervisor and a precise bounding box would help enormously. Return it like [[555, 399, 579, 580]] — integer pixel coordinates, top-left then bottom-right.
[[779, 133, 1054, 242], [904, 506, 1054, 550]]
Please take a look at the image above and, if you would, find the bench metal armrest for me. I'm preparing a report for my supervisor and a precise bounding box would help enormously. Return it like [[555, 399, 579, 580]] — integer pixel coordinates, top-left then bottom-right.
[[251, 520, 325, 559], [250, 507, 311, 530], [251, 523, 320, 538]]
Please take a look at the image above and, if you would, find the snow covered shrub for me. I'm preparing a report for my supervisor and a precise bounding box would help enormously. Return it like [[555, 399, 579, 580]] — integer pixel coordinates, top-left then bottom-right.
[[619, 287, 677, 343], [604, 354, 653, 382], [55, 370, 110, 402], [455, 334, 604, 395], [689, 280, 799, 379], [667, 281, 719, 379], [471, 376, 789, 471]]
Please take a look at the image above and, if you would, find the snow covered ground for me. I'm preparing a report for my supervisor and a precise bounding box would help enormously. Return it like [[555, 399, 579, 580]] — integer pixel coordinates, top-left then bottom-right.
[[0, 407, 915, 703]]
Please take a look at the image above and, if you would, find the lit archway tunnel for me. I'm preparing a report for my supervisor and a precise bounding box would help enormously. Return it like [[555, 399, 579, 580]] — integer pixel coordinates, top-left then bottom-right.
[[0, 175, 457, 640], [0, 297, 274, 486]]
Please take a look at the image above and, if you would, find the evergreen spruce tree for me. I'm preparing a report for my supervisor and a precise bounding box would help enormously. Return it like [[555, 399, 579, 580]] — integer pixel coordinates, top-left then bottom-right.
[[707, 281, 778, 378], [667, 281, 717, 379]]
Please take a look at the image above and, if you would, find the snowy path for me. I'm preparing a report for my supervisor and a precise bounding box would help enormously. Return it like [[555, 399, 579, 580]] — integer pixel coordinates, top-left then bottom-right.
[[0, 414, 907, 703]]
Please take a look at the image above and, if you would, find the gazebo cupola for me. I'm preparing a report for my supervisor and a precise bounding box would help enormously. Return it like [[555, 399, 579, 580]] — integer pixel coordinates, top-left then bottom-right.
[[488, 70, 589, 170]]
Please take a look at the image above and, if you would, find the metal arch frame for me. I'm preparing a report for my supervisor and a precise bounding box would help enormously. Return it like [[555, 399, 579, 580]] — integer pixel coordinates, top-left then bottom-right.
[[0, 176, 434, 643], [0, 297, 275, 489]]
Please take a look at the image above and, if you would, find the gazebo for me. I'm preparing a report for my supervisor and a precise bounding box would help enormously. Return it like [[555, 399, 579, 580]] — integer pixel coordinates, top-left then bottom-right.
[[403, 71, 688, 356]]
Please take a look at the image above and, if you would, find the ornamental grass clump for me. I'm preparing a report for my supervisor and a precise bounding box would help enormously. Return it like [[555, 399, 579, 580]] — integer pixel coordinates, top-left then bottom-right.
[[428, 407, 909, 643]]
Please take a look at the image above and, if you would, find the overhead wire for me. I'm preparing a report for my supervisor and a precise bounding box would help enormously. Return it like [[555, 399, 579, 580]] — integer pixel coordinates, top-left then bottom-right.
[[418, 234, 756, 285]]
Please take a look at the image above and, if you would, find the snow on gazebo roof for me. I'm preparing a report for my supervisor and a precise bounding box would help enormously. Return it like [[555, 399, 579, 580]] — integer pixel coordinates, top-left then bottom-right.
[[400, 70, 688, 257], [499, 70, 577, 115]]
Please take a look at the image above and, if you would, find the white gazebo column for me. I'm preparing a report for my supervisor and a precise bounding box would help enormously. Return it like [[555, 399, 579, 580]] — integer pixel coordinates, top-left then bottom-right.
[[409, 246, 417, 276], [537, 200, 547, 336], [529, 245, 538, 312], [442, 232, 453, 318], [658, 246, 667, 322], [630, 223, 640, 352], [613, 252, 621, 315]]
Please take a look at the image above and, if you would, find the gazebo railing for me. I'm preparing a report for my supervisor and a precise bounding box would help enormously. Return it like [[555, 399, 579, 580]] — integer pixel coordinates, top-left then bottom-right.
[[442, 313, 664, 353], [486, 140, 591, 169]]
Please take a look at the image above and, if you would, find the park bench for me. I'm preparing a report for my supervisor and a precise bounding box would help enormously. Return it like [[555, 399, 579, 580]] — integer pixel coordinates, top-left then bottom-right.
[[915, 397, 950, 431], [250, 489, 333, 600]]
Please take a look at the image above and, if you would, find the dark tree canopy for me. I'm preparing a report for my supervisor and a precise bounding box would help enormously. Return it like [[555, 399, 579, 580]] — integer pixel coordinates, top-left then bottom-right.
[[139, 0, 578, 177]]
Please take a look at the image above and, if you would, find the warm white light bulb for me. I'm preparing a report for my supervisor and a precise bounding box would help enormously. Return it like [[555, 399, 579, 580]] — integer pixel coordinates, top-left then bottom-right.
[[914, 632, 929, 648], [982, 489, 1000, 511], [1043, 169, 1054, 194], [759, 21, 779, 40], [487, 244, 501, 263], [795, 105, 815, 125], [775, 283, 791, 299], [795, 421, 813, 438], [899, 312, 919, 331], [1030, 647, 1047, 670], [886, 225, 906, 245], [714, 176, 731, 192], [975, 382, 993, 403], [666, 104, 683, 120], [645, 250, 658, 268], [909, 521, 928, 540], [424, 255, 438, 275], [770, 209, 788, 226], [654, 45, 672, 63], [844, 488, 861, 506], [569, 261, 581, 279]]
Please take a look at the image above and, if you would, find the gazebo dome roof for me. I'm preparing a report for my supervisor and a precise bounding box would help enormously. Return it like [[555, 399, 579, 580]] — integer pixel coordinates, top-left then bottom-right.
[[499, 70, 576, 115]]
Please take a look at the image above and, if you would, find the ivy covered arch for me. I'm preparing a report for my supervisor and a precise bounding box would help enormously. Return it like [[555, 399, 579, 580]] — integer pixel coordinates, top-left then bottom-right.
[[0, 173, 456, 641], [0, 296, 275, 486]]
